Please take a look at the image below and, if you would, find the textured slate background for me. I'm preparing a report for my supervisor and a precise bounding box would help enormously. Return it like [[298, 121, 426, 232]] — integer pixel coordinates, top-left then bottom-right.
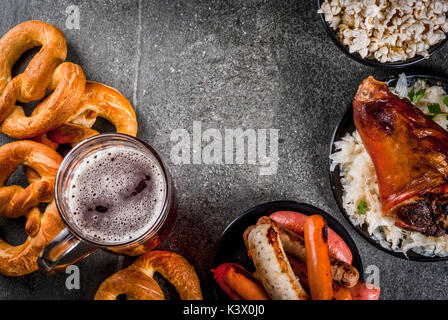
[[0, 0, 447, 300]]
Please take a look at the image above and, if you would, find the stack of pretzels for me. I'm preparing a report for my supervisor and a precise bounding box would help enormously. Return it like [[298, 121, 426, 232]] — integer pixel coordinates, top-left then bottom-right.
[[0, 20, 138, 277], [0, 20, 202, 300], [0, 20, 138, 143]]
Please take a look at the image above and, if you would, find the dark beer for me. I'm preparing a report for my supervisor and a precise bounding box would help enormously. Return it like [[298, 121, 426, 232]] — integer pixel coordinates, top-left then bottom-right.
[[66, 146, 168, 245]]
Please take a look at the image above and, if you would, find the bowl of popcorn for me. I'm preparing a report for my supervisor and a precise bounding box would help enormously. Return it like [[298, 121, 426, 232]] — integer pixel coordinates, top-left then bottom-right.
[[317, 0, 448, 67]]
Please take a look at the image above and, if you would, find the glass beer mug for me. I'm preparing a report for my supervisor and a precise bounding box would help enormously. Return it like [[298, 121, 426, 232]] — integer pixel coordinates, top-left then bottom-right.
[[38, 133, 177, 272]]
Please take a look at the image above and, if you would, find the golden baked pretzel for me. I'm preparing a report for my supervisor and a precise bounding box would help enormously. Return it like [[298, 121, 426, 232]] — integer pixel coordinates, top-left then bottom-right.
[[94, 251, 203, 300], [0, 140, 62, 218], [39, 81, 138, 148], [0, 20, 86, 139], [0, 141, 64, 276], [0, 20, 67, 102], [0, 62, 86, 139], [0, 202, 64, 276]]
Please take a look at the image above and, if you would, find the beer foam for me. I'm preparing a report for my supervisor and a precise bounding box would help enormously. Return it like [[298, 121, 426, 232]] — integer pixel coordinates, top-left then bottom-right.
[[67, 146, 166, 245]]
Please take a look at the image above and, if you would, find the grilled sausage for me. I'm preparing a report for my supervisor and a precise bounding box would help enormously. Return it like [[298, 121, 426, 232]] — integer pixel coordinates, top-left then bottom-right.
[[270, 211, 353, 264], [349, 281, 380, 300], [304, 215, 334, 300], [251, 216, 359, 288], [212, 263, 270, 300], [246, 224, 308, 300]]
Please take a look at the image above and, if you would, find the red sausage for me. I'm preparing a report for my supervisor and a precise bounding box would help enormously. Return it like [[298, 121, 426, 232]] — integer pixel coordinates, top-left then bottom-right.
[[349, 281, 380, 300], [270, 211, 353, 264], [212, 264, 242, 300], [304, 215, 334, 300], [212, 263, 270, 300]]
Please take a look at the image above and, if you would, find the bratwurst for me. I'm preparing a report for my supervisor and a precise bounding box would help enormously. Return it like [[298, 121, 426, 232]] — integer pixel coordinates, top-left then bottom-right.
[[245, 216, 359, 288], [246, 224, 308, 300]]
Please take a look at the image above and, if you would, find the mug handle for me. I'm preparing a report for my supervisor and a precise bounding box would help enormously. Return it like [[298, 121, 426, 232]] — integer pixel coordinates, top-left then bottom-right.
[[38, 228, 97, 273]]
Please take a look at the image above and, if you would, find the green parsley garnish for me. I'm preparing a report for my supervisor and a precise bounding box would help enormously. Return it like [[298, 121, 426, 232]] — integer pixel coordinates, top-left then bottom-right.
[[357, 201, 368, 215], [444, 96, 448, 106], [428, 103, 442, 114], [408, 88, 426, 103], [426, 103, 448, 120], [428, 103, 443, 119]]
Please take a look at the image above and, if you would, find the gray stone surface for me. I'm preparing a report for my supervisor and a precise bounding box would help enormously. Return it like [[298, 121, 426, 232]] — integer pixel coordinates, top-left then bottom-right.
[[0, 0, 447, 300]]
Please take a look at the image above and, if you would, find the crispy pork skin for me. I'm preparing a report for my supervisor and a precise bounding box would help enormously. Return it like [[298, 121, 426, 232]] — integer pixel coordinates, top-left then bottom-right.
[[353, 76, 448, 236]]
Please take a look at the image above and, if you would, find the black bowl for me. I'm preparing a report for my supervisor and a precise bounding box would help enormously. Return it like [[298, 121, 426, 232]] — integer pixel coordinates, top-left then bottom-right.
[[329, 74, 448, 261], [317, 0, 448, 68], [209, 200, 364, 300]]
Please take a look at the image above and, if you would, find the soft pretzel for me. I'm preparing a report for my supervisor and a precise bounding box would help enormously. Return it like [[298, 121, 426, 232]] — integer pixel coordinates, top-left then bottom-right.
[[0, 141, 64, 276], [94, 251, 203, 300], [108, 238, 160, 257], [0, 140, 62, 218], [39, 81, 138, 148], [0, 20, 67, 102], [0, 62, 86, 139], [0, 201, 65, 276]]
